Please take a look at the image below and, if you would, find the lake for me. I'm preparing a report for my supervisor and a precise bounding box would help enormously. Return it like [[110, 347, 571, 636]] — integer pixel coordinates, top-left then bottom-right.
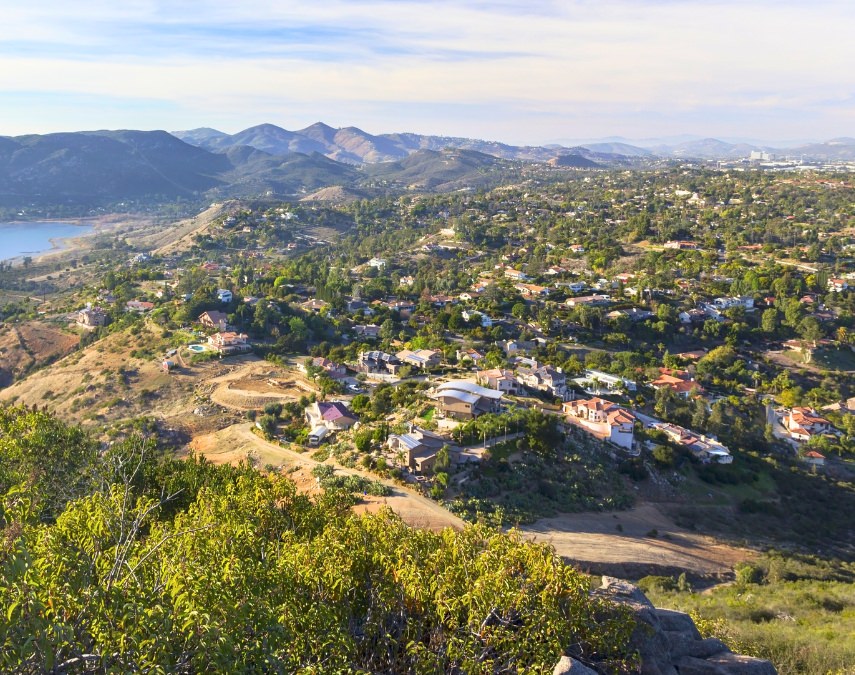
[[0, 221, 94, 262]]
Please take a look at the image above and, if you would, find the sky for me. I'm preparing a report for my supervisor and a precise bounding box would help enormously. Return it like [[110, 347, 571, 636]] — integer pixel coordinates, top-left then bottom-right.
[[1, 0, 853, 145]]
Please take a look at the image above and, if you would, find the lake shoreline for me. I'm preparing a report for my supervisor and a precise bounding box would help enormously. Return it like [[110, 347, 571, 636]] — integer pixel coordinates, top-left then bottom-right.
[[1, 214, 148, 265]]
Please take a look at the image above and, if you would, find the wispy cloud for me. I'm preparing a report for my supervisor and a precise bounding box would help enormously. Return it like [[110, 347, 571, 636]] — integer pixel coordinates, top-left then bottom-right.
[[0, 0, 852, 141]]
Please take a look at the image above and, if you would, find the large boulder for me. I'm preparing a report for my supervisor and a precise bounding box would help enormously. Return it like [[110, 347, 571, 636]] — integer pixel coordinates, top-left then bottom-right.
[[558, 576, 777, 675]]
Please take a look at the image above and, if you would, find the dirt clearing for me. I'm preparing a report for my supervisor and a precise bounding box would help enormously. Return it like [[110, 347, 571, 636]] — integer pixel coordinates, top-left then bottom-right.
[[522, 505, 754, 577]]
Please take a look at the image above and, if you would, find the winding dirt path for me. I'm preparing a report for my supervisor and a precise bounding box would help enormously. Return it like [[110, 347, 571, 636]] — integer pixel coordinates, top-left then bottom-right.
[[192, 424, 753, 573]]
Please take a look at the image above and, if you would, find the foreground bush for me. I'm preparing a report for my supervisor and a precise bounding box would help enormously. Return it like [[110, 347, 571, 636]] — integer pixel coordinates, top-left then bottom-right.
[[1, 461, 635, 673]]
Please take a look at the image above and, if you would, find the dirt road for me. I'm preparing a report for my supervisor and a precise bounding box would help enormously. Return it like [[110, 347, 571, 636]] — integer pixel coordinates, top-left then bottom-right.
[[192, 424, 752, 574], [191, 423, 465, 532]]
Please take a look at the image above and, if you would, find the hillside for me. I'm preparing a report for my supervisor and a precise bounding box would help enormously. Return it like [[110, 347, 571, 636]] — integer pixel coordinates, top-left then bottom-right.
[[363, 148, 515, 190], [0, 131, 229, 207]]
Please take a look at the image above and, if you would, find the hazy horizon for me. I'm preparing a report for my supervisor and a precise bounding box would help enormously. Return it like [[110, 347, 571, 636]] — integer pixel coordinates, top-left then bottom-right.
[[1, 1, 852, 145]]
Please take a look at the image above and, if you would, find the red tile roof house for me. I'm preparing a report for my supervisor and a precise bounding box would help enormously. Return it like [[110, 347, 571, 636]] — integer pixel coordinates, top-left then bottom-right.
[[207, 331, 251, 355], [563, 397, 636, 451], [802, 450, 826, 467], [311, 356, 347, 379], [305, 401, 359, 431], [650, 369, 704, 399], [785, 407, 833, 443]]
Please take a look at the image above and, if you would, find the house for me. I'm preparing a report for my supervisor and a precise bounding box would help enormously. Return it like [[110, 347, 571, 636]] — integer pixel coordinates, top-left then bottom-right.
[[207, 331, 251, 355], [565, 294, 611, 308], [650, 369, 703, 398], [802, 450, 827, 467], [679, 309, 708, 324], [517, 364, 567, 399], [569, 244, 585, 253], [300, 298, 329, 313], [431, 380, 503, 420], [649, 422, 732, 464], [399, 275, 415, 287], [456, 348, 486, 365], [216, 289, 233, 303], [504, 268, 528, 281], [125, 300, 155, 313], [712, 296, 754, 310], [821, 397, 855, 415], [357, 350, 401, 374], [606, 308, 654, 323], [397, 349, 442, 370], [353, 324, 381, 339], [572, 369, 637, 396], [476, 368, 520, 394], [674, 349, 707, 362], [311, 357, 347, 379], [828, 278, 849, 292], [461, 310, 493, 327], [429, 294, 456, 307], [784, 407, 833, 442], [346, 299, 375, 315], [199, 310, 228, 332], [559, 281, 587, 293], [77, 306, 107, 328], [514, 283, 550, 297], [664, 240, 698, 250], [498, 339, 534, 355], [367, 257, 387, 269], [305, 401, 359, 431], [386, 426, 453, 474], [201, 262, 222, 273], [382, 299, 416, 316], [563, 397, 636, 451]]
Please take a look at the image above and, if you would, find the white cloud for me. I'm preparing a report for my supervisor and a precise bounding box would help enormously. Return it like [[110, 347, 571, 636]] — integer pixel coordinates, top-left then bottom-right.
[[0, 0, 853, 140]]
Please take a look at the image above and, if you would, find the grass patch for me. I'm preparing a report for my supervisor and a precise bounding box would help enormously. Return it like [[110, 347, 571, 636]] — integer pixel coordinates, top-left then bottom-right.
[[643, 554, 855, 675]]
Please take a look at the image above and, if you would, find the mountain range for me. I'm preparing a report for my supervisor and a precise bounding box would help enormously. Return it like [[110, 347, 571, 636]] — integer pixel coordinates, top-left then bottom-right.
[[1, 123, 852, 214], [174, 123, 855, 164]]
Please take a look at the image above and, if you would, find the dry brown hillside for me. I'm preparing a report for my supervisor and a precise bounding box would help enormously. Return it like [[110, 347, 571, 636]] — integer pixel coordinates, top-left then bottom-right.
[[0, 321, 80, 388]]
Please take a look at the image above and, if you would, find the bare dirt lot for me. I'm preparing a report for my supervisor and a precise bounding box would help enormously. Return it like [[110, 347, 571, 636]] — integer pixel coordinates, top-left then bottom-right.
[[522, 505, 754, 578], [208, 362, 319, 411]]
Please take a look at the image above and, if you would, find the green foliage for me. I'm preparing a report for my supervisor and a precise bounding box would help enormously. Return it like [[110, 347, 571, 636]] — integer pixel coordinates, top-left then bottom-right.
[[645, 554, 855, 675], [0, 405, 99, 517], [0, 405, 638, 672]]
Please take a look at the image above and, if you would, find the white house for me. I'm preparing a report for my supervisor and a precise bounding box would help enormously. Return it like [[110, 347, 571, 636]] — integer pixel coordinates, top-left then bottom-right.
[[462, 310, 493, 328], [217, 289, 233, 303], [572, 369, 637, 395], [563, 397, 636, 451]]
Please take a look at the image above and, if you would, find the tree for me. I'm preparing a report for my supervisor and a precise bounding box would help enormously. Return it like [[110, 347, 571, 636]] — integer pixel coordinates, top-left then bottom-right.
[[652, 444, 675, 467], [761, 308, 778, 334], [797, 316, 823, 345], [435, 445, 451, 473]]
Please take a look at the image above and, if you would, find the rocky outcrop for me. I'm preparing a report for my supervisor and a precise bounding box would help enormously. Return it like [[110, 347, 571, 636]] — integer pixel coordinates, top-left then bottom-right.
[[554, 577, 777, 675]]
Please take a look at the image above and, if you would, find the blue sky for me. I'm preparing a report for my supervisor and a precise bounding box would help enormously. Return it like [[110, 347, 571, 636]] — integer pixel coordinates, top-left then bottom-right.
[[1, 0, 852, 144]]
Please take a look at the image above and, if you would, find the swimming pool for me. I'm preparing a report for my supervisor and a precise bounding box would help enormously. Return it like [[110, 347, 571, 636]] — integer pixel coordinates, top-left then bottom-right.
[[188, 344, 206, 353]]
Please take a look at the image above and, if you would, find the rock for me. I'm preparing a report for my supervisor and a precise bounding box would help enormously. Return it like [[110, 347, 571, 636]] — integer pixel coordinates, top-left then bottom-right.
[[687, 638, 730, 659], [553, 655, 598, 675], [655, 609, 701, 639], [705, 652, 778, 675], [554, 577, 777, 675]]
